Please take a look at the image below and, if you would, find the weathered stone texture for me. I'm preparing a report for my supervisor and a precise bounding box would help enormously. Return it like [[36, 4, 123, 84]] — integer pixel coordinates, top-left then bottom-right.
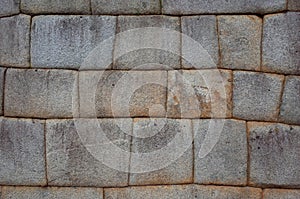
[[162, 0, 286, 14], [0, 0, 19, 17], [46, 119, 131, 187], [264, 189, 300, 199], [233, 71, 283, 121], [249, 122, 300, 187], [0, 15, 30, 67], [114, 16, 180, 70], [279, 76, 300, 125], [181, 16, 219, 69], [0, 68, 5, 116], [129, 119, 193, 185], [5, 69, 77, 118], [167, 70, 232, 118], [21, 0, 90, 14], [262, 12, 300, 75], [31, 16, 116, 69], [0, 118, 46, 186], [193, 119, 247, 185], [91, 0, 160, 14], [218, 15, 261, 71], [288, 0, 300, 11]]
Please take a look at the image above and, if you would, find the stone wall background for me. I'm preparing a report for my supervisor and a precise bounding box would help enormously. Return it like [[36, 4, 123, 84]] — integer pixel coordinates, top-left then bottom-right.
[[0, 0, 299, 198]]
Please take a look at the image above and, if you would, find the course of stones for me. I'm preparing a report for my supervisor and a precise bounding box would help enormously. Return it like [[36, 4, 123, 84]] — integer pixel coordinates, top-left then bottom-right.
[[0, 0, 299, 198]]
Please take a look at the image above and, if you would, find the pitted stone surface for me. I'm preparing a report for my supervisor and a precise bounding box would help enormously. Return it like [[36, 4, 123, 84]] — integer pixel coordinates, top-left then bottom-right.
[[233, 71, 283, 121], [262, 12, 300, 75], [0, 68, 5, 116], [0, 15, 30, 67], [249, 122, 300, 187], [91, 0, 160, 14], [264, 189, 300, 199], [218, 15, 261, 71], [21, 0, 90, 14], [31, 15, 116, 69], [0, 118, 46, 186], [193, 119, 247, 185], [0, 0, 19, 17], [114, 16, 180, 70], [288, 0, 300, 11], [5, 69, 77, 118]]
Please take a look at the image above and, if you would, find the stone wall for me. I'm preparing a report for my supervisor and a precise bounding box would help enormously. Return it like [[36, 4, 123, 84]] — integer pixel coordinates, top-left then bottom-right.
[[0, 0, 299, 198]]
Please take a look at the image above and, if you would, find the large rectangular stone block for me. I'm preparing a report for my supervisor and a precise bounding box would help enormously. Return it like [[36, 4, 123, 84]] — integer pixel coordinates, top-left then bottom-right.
[[0, 15, 30, 67], [233, 71, 283, 121], [0, 118, 46, 186], [264, 189, 300, 199], [193, 119, 247, 185], [218, 15, 261, 71], [249, 122, 300, 187], [31, 15, 116, 69], [0, 68, 6, 116], [262, 12, 300, 75], [0, 0, 19, 17], [5, 69, 78, 118]]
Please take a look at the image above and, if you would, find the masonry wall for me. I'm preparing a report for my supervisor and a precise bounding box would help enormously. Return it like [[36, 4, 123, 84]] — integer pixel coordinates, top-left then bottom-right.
[[0, 0, 299, 198]]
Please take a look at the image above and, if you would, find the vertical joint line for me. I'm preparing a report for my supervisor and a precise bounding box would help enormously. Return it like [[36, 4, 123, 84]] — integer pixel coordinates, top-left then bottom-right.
[[260, 16, 264, 71], [216, 16, 222, 68], [112, 16, 119, 70], [246, 121, 251, 186], [44, 120, 49, 186], [277, 75, 286, 121]]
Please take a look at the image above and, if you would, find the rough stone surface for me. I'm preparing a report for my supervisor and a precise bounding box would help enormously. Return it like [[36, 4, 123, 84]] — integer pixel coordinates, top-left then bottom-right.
[[79, 70, 167, 118], [46, 119, 131, 187], [279, 76, 300, 125], [218, 15, 261, 71], [0, 118, 46, 186], [114, 16, 180, 70], [21, 0, 90, 14], [162, 0, 286, 14], [0, 0, 19, 17], [31, 15, 116, 69], [0, 15, 30, 67], [91, 0, 160, 14], [233, 71, 283, 121], [288, 0, 300, 11], [193, 119, 247, 185], [2, 187, 103, 199], [129, 119, 193, 185], [167, 70, 232, 118], [262, 12, 300, 75], [5, 69, 78, 118], [181, 16, 219, 69], [249, 122, 300, 187], [0, 68, 6, 116], [264, 189, 300, 199]]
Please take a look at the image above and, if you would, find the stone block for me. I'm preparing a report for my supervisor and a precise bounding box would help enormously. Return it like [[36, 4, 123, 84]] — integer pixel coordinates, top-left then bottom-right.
[[31, 15, 116, 69], [233, 71, 283, 121], [288, 0, 300, 11], [264, 189, 300, 199], [0, 68, 6, 116], [249, 122, 300, 187], [0, 15, 30, 67], [46, 119, 131, 187], [114, 16, 180, 70], [91, 0, 160, 14], [167, 70, 232, 118], [193, 119, 247, 185], [181, 16, 219, 69], [5, 69, 78, 118], [218, 15, 261, 71], [262, 12, 300, 75], [0, 118, 46, 186], [0, 0, 19, 17]]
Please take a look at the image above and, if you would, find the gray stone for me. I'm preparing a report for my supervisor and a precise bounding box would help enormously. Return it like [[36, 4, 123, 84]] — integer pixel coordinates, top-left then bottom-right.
[[167, 70, 232, 118], [91, 0, 160, 14], [31, 15, 116, 69], [0, 68, 6, 116], [0, 15, 30, 67], [262, 12, 300, 75], [233, 71, 284, 121], [114, 16, 180, 70], [21, 0, 90, 14], [288, 0, 300, 11], [46, 119, 131, 187], [5, 69, 78, 118], [218, 15, 262, 71], [279, 76, 300, 125], [181, 16, 219, 69], [193, 119, 247, 185], [0, 0, 19, 17], [249, 122, 300, 187], [2, 187, 103, 199], [162, 0, 286, 14], [129, 119, 193, 185], [264, 189, 300, 199], [0, 118, 46, 186]]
